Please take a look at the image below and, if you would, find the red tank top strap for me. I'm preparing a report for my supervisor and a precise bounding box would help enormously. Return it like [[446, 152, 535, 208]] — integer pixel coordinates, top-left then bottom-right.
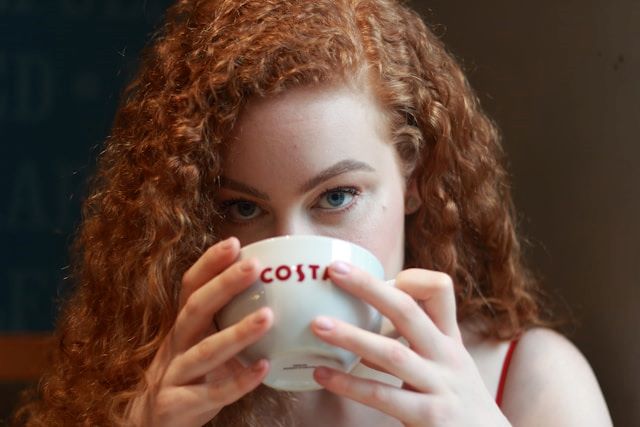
[[495, 339, 519, 407]]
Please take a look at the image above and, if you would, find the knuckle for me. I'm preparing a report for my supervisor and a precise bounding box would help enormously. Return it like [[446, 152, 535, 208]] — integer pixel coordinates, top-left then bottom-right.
[[395, 268, 415, 284], [391, 293, 419, 323], [207, 378, 236, 404], [421, 396, 453, 424], [208, 380, 242, 407], [368, 382, 390, 406], [384, 341, 410, 366], [435, 272, 454, 291], [155, 389, 179, 419], [237, 369, 261, 394], [415, 399, 434, 422], [182, 296, 204, 318], [207, 382, 223, 402], [195, 338, 215, 362], [441, 338, 467, 368], [331, 372, 351, 395]]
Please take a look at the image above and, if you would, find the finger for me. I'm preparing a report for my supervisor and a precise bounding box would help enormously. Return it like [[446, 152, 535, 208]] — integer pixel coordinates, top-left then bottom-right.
[[358, 336, 409, 375], [165, 307, 273, 386], [314, 367, 431, 426], [312, 317, 441, 392], [380, 314, 400, 339], [360, 357, 389, 374], [161, 359, 269, 425], [190, 360, 269, 417], [172, 257, 261, 352], [395, 269, 461, 341], [363, 311, 400, 374], [328, 262, 443, 359], [180, 237, 240, 306]]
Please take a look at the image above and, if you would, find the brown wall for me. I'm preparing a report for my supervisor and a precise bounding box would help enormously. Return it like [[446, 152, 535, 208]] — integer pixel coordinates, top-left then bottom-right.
[[409, 1, 639, 425]]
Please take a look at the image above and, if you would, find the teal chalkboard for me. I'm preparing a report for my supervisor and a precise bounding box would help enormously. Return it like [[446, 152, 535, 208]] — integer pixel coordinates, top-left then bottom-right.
[[0, 0, 174, 331]]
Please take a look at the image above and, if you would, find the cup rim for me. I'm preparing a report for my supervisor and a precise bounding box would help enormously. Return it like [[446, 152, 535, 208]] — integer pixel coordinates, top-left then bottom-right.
[[240, 234, 381, 263]]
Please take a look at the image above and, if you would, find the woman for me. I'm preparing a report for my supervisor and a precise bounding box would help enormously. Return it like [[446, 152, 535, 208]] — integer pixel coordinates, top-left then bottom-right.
[[15, 0, 611, 426]]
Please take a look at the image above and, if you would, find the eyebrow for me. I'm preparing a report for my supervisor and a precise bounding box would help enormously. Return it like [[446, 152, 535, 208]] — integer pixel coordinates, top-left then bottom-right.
[[220, 159, 375, 200], [299, 159, 375, 193], [219, 177, 271, 200]]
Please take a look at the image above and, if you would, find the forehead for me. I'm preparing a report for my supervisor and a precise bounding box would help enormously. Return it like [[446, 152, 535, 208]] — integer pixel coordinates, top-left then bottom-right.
[[223, 84, 393, 178]]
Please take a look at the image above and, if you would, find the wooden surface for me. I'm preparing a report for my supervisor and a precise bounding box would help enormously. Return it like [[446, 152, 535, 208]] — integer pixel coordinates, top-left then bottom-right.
[[0, 335, 54, 381]]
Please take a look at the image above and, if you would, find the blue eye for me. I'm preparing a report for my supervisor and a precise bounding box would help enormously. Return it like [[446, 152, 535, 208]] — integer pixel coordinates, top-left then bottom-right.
[[317, 188, 358, 209], [222, 200, 262, 222]]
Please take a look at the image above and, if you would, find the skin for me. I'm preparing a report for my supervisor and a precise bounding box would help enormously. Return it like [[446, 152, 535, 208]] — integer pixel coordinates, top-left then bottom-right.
[[217, 82, 408, 274], [127, 83, 613, 426]]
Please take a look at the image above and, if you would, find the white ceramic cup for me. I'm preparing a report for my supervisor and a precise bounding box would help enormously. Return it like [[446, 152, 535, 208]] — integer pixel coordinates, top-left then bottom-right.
[[214, 235, 384, 391]]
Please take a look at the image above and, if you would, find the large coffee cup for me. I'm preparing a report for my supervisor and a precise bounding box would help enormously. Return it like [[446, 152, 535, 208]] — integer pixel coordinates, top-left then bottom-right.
[[214, 235, 384, 391]]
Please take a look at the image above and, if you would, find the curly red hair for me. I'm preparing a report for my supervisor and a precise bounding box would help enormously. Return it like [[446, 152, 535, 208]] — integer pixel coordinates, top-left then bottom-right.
[[14, 0, 546, 425]]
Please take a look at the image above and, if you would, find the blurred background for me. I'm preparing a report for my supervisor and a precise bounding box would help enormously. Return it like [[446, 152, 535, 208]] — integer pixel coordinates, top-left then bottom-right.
[[0, 0, 637, 425]]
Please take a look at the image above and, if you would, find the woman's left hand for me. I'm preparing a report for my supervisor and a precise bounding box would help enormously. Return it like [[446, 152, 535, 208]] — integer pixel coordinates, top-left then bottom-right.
[[311, 262, 511, 427]]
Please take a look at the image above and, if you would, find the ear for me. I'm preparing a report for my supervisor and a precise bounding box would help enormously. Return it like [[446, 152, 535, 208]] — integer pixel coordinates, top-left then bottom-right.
[[404, 179, 421, 215]]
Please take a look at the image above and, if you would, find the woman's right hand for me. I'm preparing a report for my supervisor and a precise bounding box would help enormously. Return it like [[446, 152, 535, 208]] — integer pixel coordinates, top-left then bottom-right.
[[126, 237, 273, 426]]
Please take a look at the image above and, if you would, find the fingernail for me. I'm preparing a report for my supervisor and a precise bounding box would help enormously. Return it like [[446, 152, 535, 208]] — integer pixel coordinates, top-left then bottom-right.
[[315, 366, 331, 380], [240, 258, 256, 272], [331, 261, 351, 275], [252, 359, 267, 373], [253, 308, 269, 325], [221, 237, 235, 250], [314, 316, 335, 331]]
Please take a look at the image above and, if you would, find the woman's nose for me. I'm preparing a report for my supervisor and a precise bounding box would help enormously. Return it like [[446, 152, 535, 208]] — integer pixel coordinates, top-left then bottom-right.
[[273, 215, 316, 237]]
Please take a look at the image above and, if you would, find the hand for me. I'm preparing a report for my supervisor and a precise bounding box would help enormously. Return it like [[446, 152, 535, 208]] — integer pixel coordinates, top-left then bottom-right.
[[310, 263, 511, 427], [126, 237, 273, 426]]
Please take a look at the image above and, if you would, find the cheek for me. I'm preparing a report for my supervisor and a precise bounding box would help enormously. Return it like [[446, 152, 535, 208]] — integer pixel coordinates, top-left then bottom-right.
[[338, 191, 406, 279], [371, 194, 406, 278]]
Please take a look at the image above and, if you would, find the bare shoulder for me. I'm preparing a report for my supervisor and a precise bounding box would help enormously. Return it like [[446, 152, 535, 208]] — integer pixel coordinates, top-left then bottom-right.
[[501, 328, 613, 426]]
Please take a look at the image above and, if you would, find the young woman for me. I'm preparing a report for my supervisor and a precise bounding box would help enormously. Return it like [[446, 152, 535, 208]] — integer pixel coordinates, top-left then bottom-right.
[[15, 0, 611, 426]]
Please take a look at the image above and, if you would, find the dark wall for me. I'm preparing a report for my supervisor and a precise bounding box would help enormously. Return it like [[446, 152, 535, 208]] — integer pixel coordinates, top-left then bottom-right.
[[414, 1, 639, 425], [1, 0, 637, 425], [0, 0, 174, 421], [0, 0, 174, 331]]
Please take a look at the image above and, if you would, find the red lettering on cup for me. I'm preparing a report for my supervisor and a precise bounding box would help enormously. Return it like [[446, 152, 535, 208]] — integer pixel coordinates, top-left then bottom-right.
[[275, 265, 292, 281], [259, 264, 332, 284], [260, 267, 274, 283], [309, 264, 320, 279], [322, 266, 330, 281]]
